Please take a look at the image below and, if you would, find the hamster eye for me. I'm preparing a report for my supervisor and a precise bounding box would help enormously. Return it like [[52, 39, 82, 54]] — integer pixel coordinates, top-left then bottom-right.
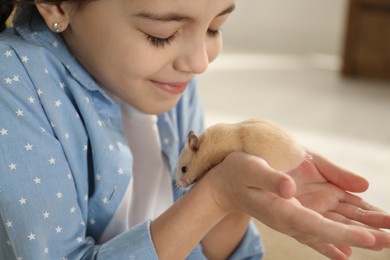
[[181, 166, 187, 174]]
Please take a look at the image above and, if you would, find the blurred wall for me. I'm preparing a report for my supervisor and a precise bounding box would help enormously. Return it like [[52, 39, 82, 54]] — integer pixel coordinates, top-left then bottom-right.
[[222, 0, 349, 55]]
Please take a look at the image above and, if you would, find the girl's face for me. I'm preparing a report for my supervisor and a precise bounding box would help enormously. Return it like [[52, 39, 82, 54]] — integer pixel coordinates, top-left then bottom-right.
[[61, 0, 235, 114]]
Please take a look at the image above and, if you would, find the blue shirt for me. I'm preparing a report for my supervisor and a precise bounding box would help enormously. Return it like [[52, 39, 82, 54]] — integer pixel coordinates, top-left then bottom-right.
[[0, 5, 264, 260]]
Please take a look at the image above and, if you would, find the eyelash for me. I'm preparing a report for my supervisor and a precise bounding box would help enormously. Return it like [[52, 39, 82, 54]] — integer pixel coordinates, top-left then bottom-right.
[[146, 29, 221, 48]]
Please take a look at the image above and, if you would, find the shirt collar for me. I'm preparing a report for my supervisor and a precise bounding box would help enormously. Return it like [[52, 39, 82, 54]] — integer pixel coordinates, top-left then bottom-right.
[[12, 4, 114, 102]]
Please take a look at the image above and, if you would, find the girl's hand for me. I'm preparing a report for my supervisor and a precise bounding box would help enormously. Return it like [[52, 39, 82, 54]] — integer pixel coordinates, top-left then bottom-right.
[[205, 151, 390, 260], [288, 151, 390, 254]]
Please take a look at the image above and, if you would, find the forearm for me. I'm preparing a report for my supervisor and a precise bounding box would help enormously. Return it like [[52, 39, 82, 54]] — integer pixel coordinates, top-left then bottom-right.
[[201, 212, 251, 259], [150, 177, 228, 259]]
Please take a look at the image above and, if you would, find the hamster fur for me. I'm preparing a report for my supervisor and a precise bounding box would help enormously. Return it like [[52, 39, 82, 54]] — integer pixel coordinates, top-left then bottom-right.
[[176, 119, 306, 188]]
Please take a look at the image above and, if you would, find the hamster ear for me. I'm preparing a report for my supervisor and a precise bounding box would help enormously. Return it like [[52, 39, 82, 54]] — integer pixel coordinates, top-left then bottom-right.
[[187, 130, 199, 152]]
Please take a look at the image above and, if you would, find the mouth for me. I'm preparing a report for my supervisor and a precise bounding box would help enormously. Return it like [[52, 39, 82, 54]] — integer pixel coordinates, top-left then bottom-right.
[[177, 178, 191, 188], [151, 80, 189, 95]]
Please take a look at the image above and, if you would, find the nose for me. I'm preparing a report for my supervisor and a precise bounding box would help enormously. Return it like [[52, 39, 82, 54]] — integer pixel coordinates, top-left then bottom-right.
[[173, 41, 209, 74]]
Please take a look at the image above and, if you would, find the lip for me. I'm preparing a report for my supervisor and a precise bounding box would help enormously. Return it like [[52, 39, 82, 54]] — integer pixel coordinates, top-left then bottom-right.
[[151, 80, 189, 95]]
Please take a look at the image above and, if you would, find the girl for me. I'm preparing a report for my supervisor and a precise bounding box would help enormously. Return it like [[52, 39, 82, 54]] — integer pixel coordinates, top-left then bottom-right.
[[1, 0, 389, 259]]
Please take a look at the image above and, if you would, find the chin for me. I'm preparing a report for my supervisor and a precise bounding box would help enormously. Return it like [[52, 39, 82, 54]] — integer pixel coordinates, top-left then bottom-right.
[[135, 100, 179, 115]]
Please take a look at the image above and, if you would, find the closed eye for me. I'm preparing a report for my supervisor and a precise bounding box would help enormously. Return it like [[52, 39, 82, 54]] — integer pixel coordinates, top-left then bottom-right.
[[207, 29, 220, 38], [145, 33, 177, 48]]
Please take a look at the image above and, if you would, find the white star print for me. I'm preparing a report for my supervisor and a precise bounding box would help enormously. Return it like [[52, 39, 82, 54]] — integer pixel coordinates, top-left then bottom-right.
[[37, 89, 43, 96], [33, 177, 41, 184], [102, 197, 109, 204], [83, 144, 88, 151], [117, 168, 124, 175], [43, 211, 50, 219], [65, 132, 70, 139], [96, 174, 101, 181], [97, 120, 104, 127], [8, 163, 16, 170], [76, 237, 83, 243], [5, 220, 12, 228], [4, 77, 13, 84], [25, 143, 33, 151], [44, 248, 49, 254], [108, 144, 114, 151], [55, 226, 62, 233], [27, 232, 36, 240], [13, 75, 20, 82], [55, 100, 62, 107], [59, 82, 65, 89], [84, 97, 90, 103], [0, 128, 8, 136], [44, 68, 49, 74], [17, 257, 23, 260], [70, 207, 76, 213], [56, 192, 63, 199], [28, 96, 35, 103], [15, 109, 24, 117], [19, 197, 27, 205], [4, 50, 12, 57], [52, 41, 59, 48], [21, 56, 29, 63], [48, 157, 56, 164], [89, 219, 96, 225]]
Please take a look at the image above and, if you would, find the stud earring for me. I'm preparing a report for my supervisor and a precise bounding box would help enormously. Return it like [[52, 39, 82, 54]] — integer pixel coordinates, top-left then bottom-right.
[[52, 22, 62, 33]]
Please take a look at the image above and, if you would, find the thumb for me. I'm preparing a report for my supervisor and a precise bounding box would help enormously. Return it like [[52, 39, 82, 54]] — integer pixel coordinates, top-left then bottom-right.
[[247, 156, 297, 199]]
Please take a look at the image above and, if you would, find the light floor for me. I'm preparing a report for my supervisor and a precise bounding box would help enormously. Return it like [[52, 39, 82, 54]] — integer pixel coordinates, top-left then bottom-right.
[[197, 52, 390, 259]]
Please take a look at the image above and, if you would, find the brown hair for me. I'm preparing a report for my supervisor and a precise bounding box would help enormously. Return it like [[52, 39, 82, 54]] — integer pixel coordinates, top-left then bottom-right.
[[1, 1, 15, 31]]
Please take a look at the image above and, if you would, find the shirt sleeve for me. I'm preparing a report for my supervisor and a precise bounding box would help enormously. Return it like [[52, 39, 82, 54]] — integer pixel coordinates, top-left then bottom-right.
[[0, 43, 161, 259], [229, 221, 265, 260]]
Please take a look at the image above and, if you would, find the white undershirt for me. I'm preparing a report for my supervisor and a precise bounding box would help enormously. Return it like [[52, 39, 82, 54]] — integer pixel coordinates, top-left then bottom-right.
[[99, 101, 173, 243]]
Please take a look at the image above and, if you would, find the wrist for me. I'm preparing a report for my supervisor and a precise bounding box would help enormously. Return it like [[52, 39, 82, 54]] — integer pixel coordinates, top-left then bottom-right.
[[150, 173, 229, 259], [199, 169, 236, 216]]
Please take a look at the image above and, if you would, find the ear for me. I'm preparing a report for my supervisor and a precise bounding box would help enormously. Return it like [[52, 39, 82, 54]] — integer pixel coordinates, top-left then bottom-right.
[[35, 1, 72, 33], [187, 131, 199, 152]]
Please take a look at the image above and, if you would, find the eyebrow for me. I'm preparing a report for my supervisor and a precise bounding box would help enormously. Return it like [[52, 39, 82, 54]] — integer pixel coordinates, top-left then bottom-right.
[[134, 4, 235, 22]]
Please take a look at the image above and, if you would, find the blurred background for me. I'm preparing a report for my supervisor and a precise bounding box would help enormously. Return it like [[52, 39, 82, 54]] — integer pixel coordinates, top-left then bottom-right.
[[197, 0, 390, 259]]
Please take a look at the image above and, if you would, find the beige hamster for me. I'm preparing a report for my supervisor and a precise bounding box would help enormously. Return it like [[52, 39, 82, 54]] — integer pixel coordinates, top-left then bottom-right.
[[176, 119, 306, 188]]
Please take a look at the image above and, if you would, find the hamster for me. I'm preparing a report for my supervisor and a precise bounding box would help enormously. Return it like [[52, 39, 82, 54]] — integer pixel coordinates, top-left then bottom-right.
[[176, 119, 306, 188]]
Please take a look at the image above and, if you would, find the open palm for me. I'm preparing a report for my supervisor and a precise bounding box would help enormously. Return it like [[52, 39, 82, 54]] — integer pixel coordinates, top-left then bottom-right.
[[286, 152, 390, 258]]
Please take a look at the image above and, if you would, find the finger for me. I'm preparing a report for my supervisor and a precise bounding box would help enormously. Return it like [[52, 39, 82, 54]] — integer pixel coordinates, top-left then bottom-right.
[[334, 244, 353, 257], [309, 151, 369, 192], [335, 202, 390, 229], [368, 229, 390, 249], [325, 212, 390, 250], [343, 192, 386, 212], [299, 240, 350, 260], [306, 214, 376, 248], [324, 211, 371, 229], [244, 155, 296, 199], [246, 190, 377, 248]]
